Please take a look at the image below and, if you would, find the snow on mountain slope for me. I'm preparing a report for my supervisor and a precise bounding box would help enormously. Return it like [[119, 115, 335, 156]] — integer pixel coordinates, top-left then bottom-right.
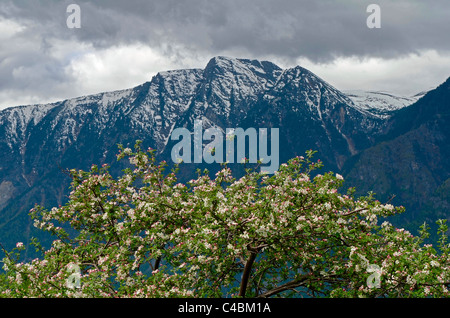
[[344, 90, 425, 117], [270, 66, 355, 119], [188, 56, 283, 127], [128, 68, 204, 149]]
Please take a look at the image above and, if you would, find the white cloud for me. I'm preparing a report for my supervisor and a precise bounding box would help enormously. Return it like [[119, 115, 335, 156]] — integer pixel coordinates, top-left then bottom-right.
[[0, 17, 25, 40], [65, 43, 203, 96]]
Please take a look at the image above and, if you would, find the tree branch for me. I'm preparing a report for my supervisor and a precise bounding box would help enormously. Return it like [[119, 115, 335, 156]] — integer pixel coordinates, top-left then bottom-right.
[[256, 276, 309, 298], [341, 207, 368, 217]]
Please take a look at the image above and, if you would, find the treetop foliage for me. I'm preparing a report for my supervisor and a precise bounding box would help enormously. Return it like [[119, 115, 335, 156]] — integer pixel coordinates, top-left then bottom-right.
[[1, 141, 449, 298]]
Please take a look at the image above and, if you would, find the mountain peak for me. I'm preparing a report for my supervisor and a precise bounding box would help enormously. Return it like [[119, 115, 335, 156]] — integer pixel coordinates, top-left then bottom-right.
[[204, 56, 281, 78], [206, 55, 238, 66]]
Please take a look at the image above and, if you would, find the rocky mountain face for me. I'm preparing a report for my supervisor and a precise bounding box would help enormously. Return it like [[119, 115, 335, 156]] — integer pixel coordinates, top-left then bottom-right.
[[0, 56, 446, 253], [343, 77, 450, 232]]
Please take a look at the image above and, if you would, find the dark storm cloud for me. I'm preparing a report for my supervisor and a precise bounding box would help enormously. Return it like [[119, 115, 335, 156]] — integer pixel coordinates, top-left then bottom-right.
[[84, 0, 450, 61], [3, 0, 450, 62]]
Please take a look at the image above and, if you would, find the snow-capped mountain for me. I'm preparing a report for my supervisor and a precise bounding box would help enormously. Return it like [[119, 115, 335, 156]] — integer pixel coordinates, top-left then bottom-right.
[[0, 56, 441, 253], [0, 56, 395, 164]]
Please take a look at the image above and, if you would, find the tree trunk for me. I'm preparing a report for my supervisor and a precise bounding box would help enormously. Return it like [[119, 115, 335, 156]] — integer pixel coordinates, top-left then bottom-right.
[[238, 251, 257, 297]]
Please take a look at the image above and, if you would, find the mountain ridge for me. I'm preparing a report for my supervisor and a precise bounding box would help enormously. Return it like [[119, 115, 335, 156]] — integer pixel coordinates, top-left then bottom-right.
[[343, 76, 450, 232]]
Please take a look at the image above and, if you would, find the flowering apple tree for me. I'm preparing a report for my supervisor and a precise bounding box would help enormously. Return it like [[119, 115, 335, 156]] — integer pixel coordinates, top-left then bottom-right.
[[1, 141, 449, 298]]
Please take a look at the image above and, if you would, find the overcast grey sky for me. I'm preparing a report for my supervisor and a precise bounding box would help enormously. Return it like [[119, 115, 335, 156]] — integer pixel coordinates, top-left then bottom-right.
[[0, 0, 449, 110]]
